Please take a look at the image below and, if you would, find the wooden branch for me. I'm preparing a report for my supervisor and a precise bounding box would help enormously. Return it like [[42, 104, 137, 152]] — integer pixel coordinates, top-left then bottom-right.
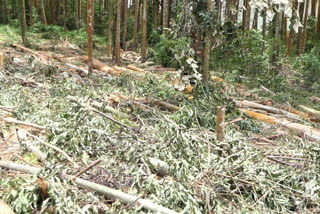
[[12, 44, 48, 64], [240, 109, 320, 142], [26, 144, 46, 162], [224, 117, 242, 126], [300, 105, 320, 116], [216, 106, 226, 142], [146, 97, 180, 112], [27, 132, 77, 166], [0, 117, 47, 131], [114, 92, 149, 110], [0, 106, 16, 113], [0, 161, 179, 214], [74, 159, 101, 178]]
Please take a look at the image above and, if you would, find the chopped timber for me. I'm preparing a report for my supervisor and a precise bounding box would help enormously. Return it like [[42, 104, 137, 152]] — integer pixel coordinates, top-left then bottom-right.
[[146, 97, 180, 112], [0, 161, 179, 214], [300, 105, 320, 116], [216, 106, 226, 142], [240, 109, 320, 142], [127, 64, 145, 73], [0, 200, 15, 214], [81, 57, 120, 75], [0, 117, 47, 131]]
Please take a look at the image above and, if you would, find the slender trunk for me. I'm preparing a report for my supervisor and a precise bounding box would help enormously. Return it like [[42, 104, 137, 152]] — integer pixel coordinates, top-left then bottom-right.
[[283, 14, 287, 42], [123, 0, 128, 50], [41, 0, 47, 25], [63, 0, 67, 32], [312, 0, 316, 17], [34, 0, 37, 10], [56, 0, 60, 23], [299, 0, 309, 55], [286, 0, 297, 56], [153, 0, 159, 28], [245, 0, 251, 33], [317, 0, 320, 33], [87, 0, 94, 76], [203, 0, 213, 84], [252, 9, 258, 30], [235, 0, 240, 23], [20, 0, 28, 45], [107, 0, 113, 57], [133, 0, 139, 50], [76, 0, 80, 31], [50, 0, 55, 25], [261, 10, 266, 54], [4, 0, 8, 24], [162, 0, 168, 34], [29, 0, 33, 25], [216, 0, 221, 25], [141, 0, 147, 62], [115, 0, 122, 65], [242, 0, 248, 33], [296, 1, 305, 53], [167, 0, 171, 28]]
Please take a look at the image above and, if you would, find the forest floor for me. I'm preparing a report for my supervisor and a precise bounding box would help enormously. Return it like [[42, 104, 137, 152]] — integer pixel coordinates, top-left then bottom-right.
[[1, 25, 320, 214]]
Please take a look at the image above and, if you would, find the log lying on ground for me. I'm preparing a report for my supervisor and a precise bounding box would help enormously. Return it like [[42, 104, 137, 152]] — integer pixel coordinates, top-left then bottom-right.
[[0, 161, 179, 214], [146, 97, 180, 112], [274, 104, 309, 119], [0, 117, 47, 132], [0, 200, 16, 214], [240, 109, 320, 142], [299, 105, 320, 116], [12, 44, 48, 64], [127, 64, 145, 73], [81, 56, 120, 75], [237, 100, 303, 122], [310, 96, 320, 104]]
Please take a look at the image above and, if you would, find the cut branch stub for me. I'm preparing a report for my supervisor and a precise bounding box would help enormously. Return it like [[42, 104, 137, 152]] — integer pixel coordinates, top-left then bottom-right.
[[216, 105, 226, 142]]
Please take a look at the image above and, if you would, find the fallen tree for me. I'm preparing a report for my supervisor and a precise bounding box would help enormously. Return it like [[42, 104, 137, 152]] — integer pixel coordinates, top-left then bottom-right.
[[240, 109, 320, 142], [0, 161, 179, 214]]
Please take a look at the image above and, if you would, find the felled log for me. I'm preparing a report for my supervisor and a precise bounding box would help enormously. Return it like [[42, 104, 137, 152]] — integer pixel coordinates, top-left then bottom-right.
[[0, 200, 16, 214], [81, 56, 120, 75], [0, 161, 179, 214], [275, 104, 309, 119], [240, 109, 320, 142], [237, 100, 303, 122], [300, 105, 320, 116], [146, 97, 180, 112], [127, 64, 145, 73], [0, 117, 47, 132], [310, 96, 320, 104], [147, 158, 169, 177], [12, 44, 48, 64]]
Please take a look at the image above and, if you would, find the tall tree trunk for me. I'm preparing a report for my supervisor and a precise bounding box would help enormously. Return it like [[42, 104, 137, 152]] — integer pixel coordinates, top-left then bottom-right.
[[34, 0, 37, 10], [162, 0, 169, 34], [115, 0, 122, 65], [296, 1, 305, 53], [245, 0, 251, 34], [216, 0, 221, 25], [283, 14, 287, 42], [312, 0, 316, 17], [286, 0, 297, 56], [141, 0, 147, 62], [252, 9, 258, 30], [76, 0, 80, 31], [242, 0, 248, 33], [63, 0, 67, 32], [20, 0, 28, 45], [107, 0, 113, 57], [317, 0, 320, 33], [41, 0, 47, 25], [123, 0, 128, 50], [4, 0, 8, 24], [203, 0, 213, 84], [261, 9, 266, 54], [133, 0, 139, 50], [153, 0, 159, 28], [56, 0, 60, 23], [299, 0, 309, 55], [87, 0, 94, 76], [50, 0, 55, 25], [1, 0, 4, 24], [29, 0, 33, 25]]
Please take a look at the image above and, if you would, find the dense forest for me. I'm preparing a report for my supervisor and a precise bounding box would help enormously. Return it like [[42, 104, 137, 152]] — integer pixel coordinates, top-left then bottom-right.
[[0, 0, 320, 213]]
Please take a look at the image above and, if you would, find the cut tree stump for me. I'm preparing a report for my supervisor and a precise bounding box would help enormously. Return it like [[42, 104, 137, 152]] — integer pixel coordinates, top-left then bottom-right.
[[216, 105, 226, 142]]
